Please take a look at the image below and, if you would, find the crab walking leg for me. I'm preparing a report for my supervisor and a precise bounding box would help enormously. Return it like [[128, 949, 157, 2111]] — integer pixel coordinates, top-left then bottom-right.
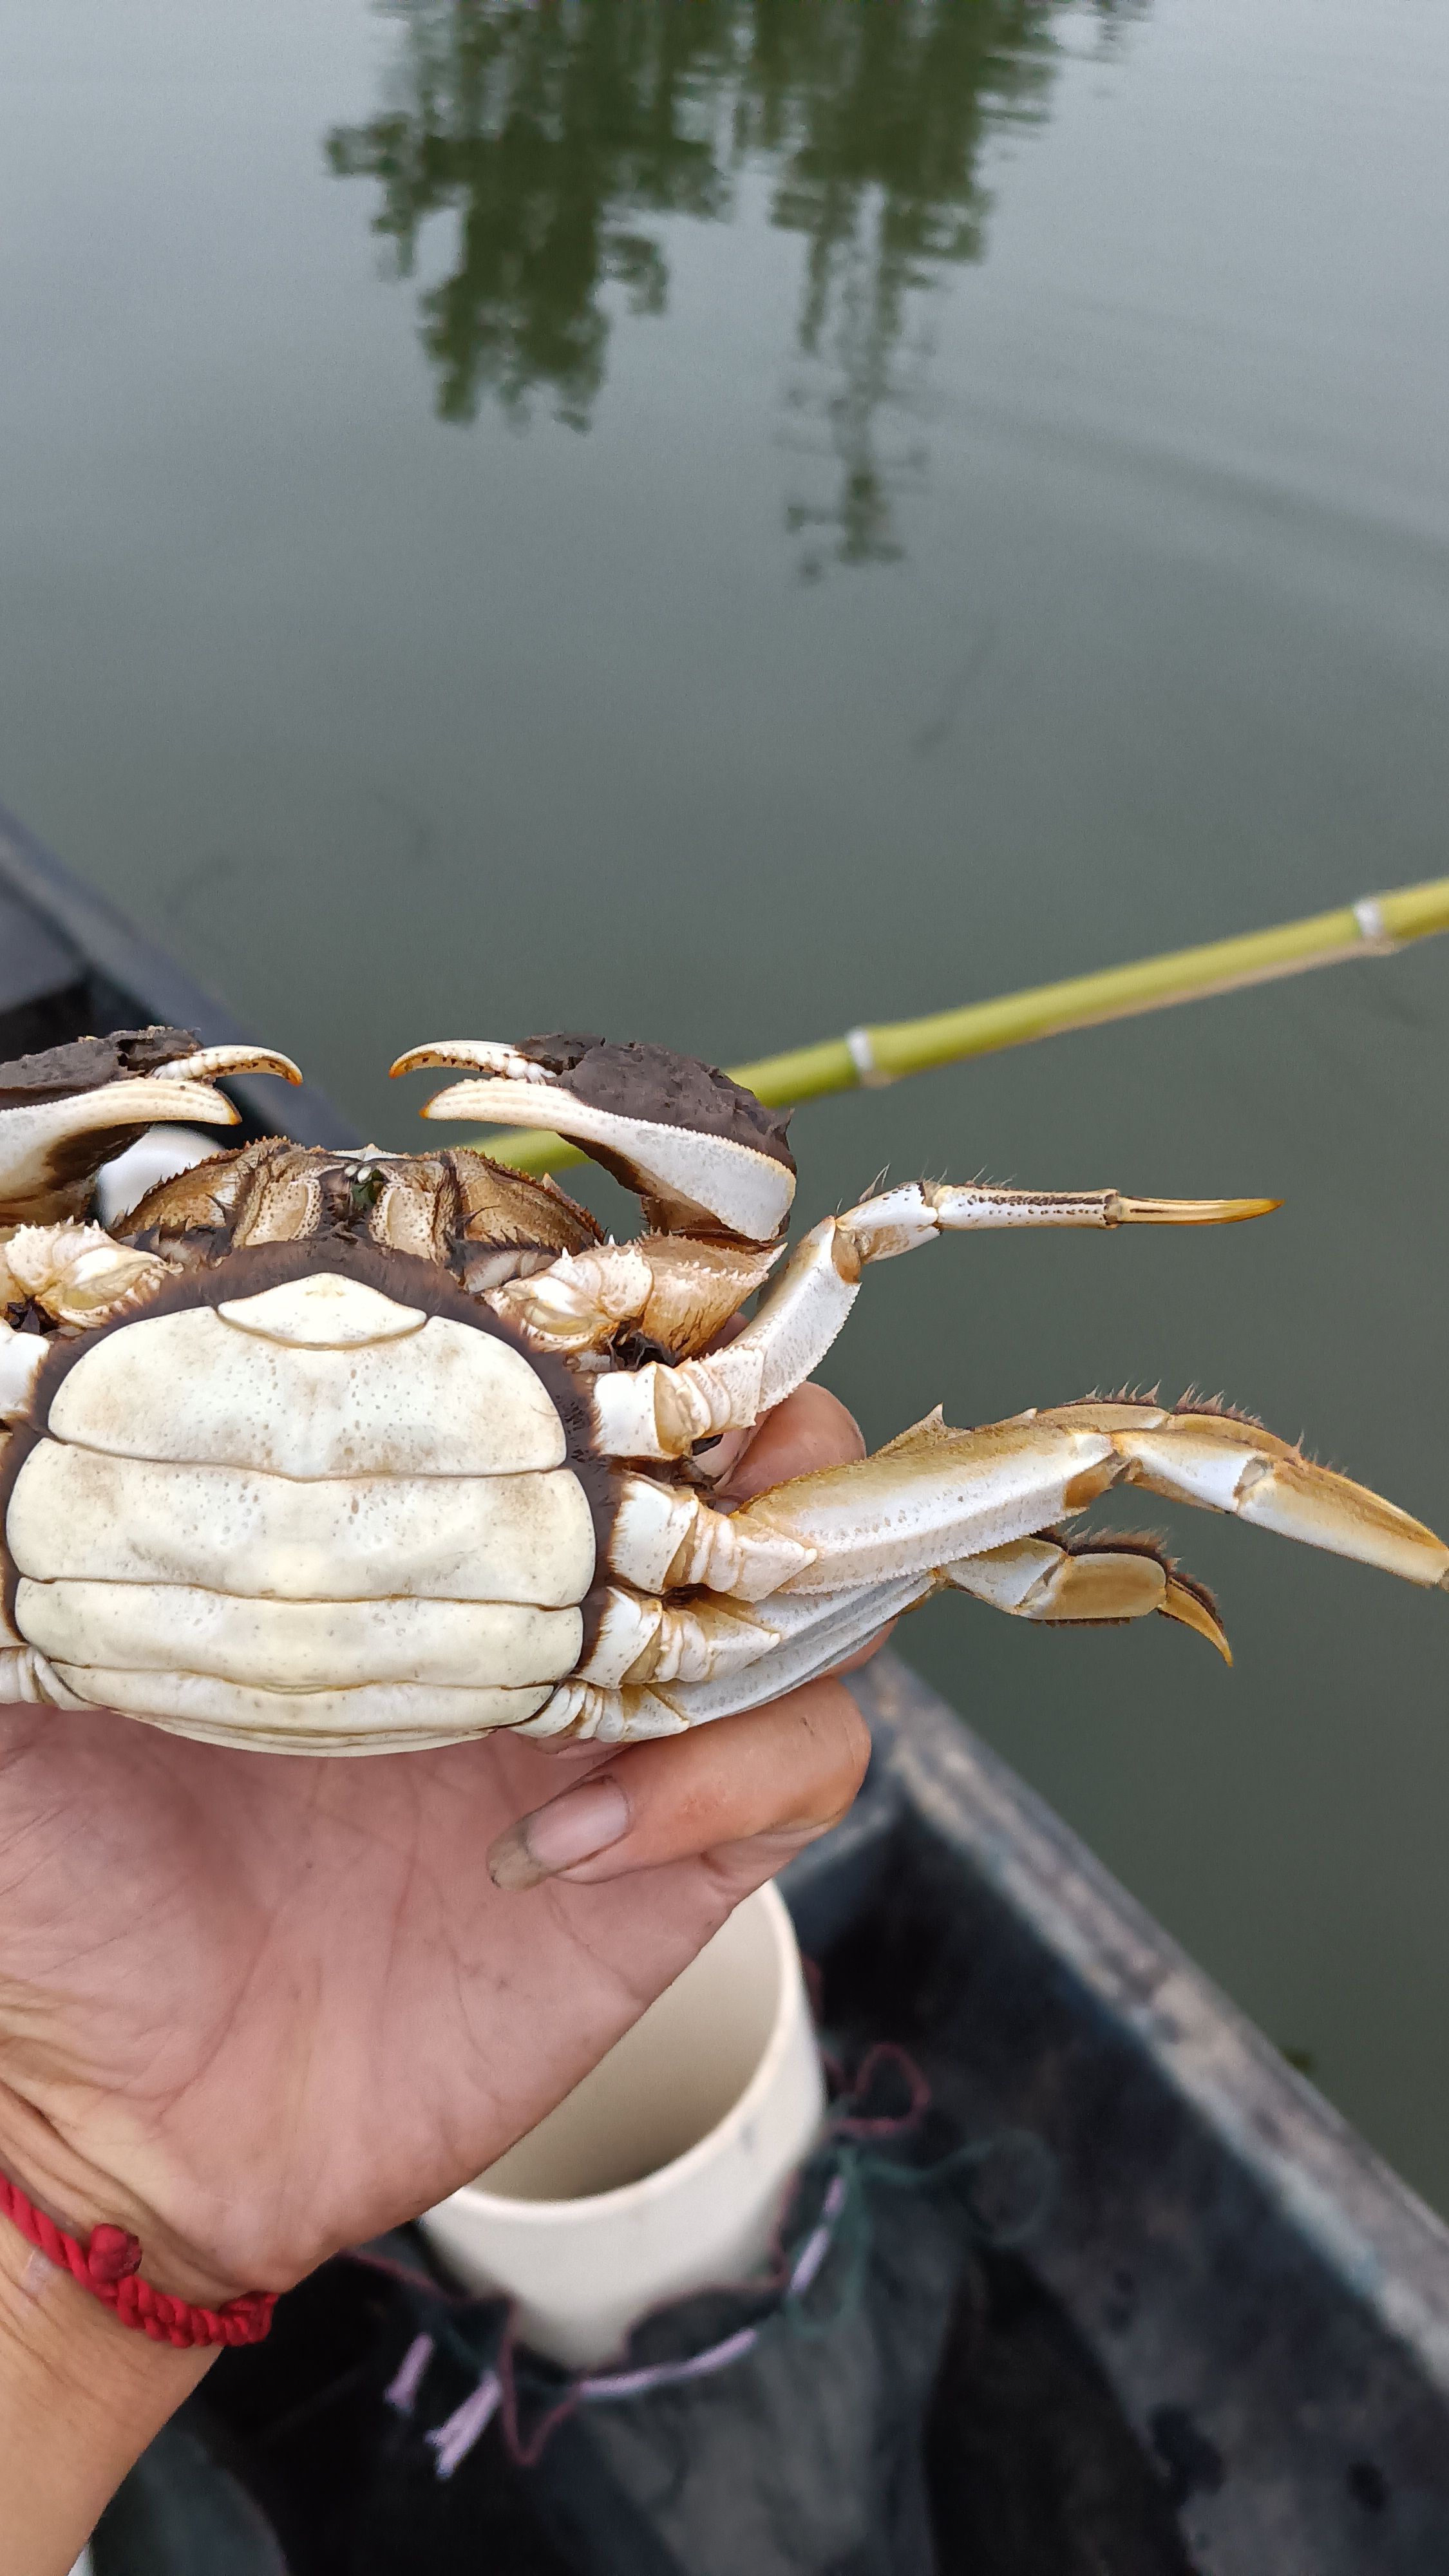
[[571, 1392, 1446, 1739], [523, 1577, 927, 1741], [1034, 1400, 1449, 1588], [576, 1544, 1224, 1696], [606, 1470, 818, 1596], [698, 1412, 1141, 1587], [573, 1576, 929, 1690], [606, 1455, 1231, 1648], [943, 1533, 1231, 1658], [536, 1537, 1226, 1743], [611, 1403, 1446, 1605], [719, 1403, 1449, 1596], [589, 1182, 1279, 1459], [837, 1181, 1280, 1253]]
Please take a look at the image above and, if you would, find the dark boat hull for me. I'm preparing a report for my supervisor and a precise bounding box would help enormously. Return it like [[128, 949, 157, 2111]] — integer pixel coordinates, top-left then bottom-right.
[[817, 1655, 1449, 2569]]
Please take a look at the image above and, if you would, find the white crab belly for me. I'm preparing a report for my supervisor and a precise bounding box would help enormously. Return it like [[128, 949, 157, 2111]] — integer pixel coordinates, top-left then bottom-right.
[[5, 1271, 598, 1754]]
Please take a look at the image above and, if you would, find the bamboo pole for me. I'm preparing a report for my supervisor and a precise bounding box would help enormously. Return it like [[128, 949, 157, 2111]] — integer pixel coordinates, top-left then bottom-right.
[[450, 876, 1449, 1176]]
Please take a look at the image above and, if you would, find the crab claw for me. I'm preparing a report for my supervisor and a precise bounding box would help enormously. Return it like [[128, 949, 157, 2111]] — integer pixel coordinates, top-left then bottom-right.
[[391, 1039, 554, 1086], [0, 1028, 301, 1226], [392, 1035, 797, 1242]]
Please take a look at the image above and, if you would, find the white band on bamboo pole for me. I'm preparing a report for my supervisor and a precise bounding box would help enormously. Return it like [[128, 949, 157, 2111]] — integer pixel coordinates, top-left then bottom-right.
[[844, 1028, 893, 1088], [1352, 895, 1394, 949]]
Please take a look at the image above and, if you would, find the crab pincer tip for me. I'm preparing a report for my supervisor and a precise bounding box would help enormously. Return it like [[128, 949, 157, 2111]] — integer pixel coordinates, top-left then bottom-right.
[[240, 1048, 303, 1086]]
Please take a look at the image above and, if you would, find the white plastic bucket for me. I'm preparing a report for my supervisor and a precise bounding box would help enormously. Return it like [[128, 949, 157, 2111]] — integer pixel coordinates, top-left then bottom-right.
[[418, 1880, 824, 2367]]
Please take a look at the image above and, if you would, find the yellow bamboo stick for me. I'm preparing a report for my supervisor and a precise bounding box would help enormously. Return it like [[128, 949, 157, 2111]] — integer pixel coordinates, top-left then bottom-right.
[[452, 876, 1449, 1176]]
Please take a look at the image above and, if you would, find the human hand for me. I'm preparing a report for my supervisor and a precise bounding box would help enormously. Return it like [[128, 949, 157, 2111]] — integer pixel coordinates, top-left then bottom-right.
[[0, 1383, 873, 2315]]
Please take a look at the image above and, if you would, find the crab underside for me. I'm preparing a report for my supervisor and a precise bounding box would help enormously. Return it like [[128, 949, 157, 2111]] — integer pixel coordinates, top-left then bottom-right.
[[0, 1025, 1442, 1754]]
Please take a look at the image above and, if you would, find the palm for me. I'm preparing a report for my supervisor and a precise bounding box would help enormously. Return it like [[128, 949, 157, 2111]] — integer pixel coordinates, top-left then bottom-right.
[[0, 1706, 759, 2298]]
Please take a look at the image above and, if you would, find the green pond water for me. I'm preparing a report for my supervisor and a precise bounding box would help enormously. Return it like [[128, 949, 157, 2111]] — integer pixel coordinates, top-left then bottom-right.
[[3, 0, 1449, 2203]]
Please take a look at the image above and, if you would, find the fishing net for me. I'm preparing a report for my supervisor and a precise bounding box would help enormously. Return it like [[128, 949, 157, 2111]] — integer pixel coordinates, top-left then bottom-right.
[[93, 2050, 1193, 2575], [345, 2058, 1052, 2576]]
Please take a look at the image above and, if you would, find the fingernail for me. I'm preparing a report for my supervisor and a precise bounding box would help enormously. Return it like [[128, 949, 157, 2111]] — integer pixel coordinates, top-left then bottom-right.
[[488, 1777, 632, 1892]]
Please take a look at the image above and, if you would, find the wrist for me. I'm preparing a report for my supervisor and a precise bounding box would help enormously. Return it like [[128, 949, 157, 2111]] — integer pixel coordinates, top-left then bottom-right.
[[0, 2080, 245, 2308], [0, 2208, 214, 2575]]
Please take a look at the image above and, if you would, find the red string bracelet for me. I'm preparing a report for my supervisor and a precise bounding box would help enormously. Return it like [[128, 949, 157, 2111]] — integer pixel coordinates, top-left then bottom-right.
[[0, 2166, 276, 2348]]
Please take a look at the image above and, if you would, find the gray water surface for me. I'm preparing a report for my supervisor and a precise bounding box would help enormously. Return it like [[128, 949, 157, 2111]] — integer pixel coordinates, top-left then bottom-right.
[[3, 0, 1449, 2204]]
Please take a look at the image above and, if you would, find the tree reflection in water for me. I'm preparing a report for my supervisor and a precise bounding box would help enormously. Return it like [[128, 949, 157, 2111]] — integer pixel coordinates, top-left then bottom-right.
[[328, 1, 1141, 572]]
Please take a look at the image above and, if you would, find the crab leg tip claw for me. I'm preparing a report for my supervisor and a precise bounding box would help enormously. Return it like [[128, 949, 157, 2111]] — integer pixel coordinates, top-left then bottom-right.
[[1111, 1194, 1282, 1227], [1160, 1575, 1233, 1662]]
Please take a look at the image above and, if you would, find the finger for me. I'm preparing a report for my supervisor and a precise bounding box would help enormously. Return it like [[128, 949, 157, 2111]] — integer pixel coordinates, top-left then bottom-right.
[[716, 1380, 865, 1502], [487, 1677, 869, 1892]]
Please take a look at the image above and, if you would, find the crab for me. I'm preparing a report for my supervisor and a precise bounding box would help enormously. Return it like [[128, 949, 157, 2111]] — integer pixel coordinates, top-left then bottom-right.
[[0, 1025, 1443, 1756]]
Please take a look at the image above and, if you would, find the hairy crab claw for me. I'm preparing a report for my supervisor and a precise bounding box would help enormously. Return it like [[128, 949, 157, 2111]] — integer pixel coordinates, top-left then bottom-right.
[[0, 1027, 301, 1228], [0, 1027, 1441, 1754], [391, 1034, 799, 1241]]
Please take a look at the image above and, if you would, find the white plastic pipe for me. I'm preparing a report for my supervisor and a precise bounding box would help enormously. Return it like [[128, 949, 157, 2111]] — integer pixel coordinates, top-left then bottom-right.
[[419, 1882, 824, 2368]]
